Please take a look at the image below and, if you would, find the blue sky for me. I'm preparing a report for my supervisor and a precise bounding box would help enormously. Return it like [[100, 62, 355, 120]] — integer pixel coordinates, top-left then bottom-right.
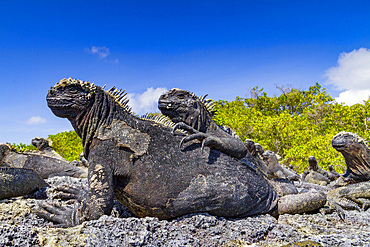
[[1, 0, 370, 144]]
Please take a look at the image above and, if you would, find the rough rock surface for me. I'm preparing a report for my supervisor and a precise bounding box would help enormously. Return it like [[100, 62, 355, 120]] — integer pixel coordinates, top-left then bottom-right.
[[1, 176, 370, 246]]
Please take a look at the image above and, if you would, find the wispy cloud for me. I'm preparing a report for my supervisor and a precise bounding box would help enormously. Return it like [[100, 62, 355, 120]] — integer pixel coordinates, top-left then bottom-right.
[[85, 46, 110, 59], [127, 87, 168, 115], [26, 116, 47, 125], [85, 46, 119, 64], [325, 48, 370, 105]]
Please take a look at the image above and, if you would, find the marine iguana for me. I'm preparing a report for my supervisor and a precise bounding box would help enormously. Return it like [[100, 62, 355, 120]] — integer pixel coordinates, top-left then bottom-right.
[[262, 150, 300, 181], [37, 78, 327, 226], [0, 167, 48, 200], [320, 181, 370, 219], [158, 88, 248, 159], [301, 156, 331, 186], [332, 132, 370, 184], [36, 78, 278, 226], [0, 140, 87, 179]]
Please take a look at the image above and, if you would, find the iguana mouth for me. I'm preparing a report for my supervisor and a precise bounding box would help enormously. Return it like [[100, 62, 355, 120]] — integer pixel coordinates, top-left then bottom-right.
[[332, 141, 347, 150], [158, 101, 177, 110], [46, 98, 74, 109]]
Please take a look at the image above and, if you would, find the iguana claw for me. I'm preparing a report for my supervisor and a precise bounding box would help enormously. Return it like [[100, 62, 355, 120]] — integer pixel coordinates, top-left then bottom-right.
[[35, 201, 82, 227], [179, 133, 209, 150], [172, 122, 198, 135]]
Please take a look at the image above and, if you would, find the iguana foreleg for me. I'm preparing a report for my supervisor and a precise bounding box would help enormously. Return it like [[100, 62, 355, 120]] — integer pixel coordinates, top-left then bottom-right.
[[179, 132, 247, 159], [36, 162, 114, 226]]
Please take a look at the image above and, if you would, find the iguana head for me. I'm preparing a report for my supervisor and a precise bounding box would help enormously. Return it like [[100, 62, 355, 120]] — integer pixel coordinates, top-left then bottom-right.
[[332, 131, 367, 153], [158, 88, 215, 129], [308, 156, 318, 171], [262, 150, 278, 168], [32, 137, 52, 151], [47, 77, 96, 119]]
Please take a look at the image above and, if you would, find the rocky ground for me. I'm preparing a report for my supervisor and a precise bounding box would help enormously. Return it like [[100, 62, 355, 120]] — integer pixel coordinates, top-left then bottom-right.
[[1, 176, 369, 247]]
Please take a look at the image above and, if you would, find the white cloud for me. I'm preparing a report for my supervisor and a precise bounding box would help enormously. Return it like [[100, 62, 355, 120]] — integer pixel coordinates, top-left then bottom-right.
[[325, 48, 370, 105], [127, 87, 168, 115], [26, 116, 47, 125], [86, 46, 110, 59]]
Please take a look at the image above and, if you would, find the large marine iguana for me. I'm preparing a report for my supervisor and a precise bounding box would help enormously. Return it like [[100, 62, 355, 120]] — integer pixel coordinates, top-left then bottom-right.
[[36, 78, 278, 226], [332, 131, 370, 184], [158, 88, 248, 159], [0, 139, 87, 179]]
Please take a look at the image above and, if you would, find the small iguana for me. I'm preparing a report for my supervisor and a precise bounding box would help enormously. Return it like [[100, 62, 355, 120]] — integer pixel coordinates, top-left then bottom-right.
[[262, 150, 300, 181], [158, 88, 248, 159], [302, 156, 331, 186]]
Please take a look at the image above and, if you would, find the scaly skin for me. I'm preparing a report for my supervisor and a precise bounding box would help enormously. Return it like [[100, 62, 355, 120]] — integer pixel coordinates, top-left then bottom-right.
[[1, 140, 87, 179], [321, 181, 370, 220], [158, 88, 248, 159], [332, 132, 370, 184], [0, 167, 48, 200], [36, 78, 278, 227], [262, 150, 300, 181]]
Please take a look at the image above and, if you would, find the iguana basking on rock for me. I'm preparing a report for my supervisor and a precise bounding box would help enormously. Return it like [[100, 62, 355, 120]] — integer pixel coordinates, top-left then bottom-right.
[[321, 181, 370, 220], [36, 78, 278, 226], [0, 139, 87, 179], [302, 156, 331, 186], [37, 78, 327, 227], [332, 132, 370, 185], [0, 167, 48, 200], [262, 150, 300, 181], [158, 88, 248, 159]]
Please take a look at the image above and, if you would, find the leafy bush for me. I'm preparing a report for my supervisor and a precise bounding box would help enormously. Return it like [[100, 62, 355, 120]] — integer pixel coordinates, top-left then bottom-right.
[[11, 143, 36, 152], [214, 83, 370, 173], [47, 131, 83, 161]]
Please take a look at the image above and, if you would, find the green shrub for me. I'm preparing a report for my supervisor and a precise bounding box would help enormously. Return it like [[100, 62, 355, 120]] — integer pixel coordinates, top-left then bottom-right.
[[11, 143, 36, 152], [47, 131, 83, 161], [214, 83, 370, 173]]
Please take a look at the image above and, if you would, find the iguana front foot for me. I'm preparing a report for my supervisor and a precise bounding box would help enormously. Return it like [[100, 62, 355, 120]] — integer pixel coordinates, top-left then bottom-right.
[[50, 184, 87, 202], [179, 132, 210, 151], [320, 200, 347, 221], [35, 200, 84, 227], [172, 122, 198, 135]]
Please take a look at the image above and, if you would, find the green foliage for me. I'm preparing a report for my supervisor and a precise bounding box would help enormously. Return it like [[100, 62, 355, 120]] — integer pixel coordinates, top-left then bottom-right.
[[214, 83, 370, 173], [47, 131, 83, 161], [11, 143, 36, 152]]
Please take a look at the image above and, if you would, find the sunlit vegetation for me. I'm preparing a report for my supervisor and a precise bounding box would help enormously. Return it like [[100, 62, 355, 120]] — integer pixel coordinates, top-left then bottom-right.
[[214, 83, 370, 173]]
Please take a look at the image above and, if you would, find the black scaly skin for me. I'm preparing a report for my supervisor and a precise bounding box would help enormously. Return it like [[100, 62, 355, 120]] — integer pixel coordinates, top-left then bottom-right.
[[332, 132, 370, 185], [1, 140, 87, 179], [158, 88, 248, 159], [321, 181, 370, 220], [36, 78, 278, 227], [158, 89, 327, 215], [0, 167, 48, 200]]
